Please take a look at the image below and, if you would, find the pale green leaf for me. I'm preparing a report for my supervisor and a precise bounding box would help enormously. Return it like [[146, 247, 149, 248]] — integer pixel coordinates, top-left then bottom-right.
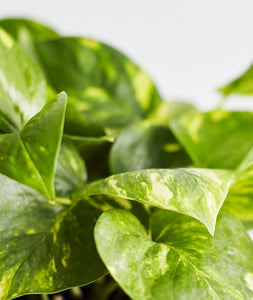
[[170, 110, 253, 169], [95, 209, 253, 300], [225, 147, 253, 227], [0, 93, 67, 200], [148, 101, 197, 126], [219, 64, 253, 96], [0, 28, 47, 132], [0, 18, 59, 61], [79, 168, 233, 234]]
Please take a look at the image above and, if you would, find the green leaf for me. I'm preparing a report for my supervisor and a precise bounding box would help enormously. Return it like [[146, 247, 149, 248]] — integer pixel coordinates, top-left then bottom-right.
[[64, 134, 114, 181], [0, 93, 67, 200], [219, 64, 253, 96], [148, 101, 197, 126], [0, 18, 59, 61], [79, 168, 233, 234], [225, 147, 253, 227], [34, 37, 161, 134], [0, 28, 47, 132], [0, 175, 106, 300], [170, 110, 253, 169], [54, 141, 87, 198], [95, 209, 253, 300], [0, 18, 59, 41], [109, 121, 192, 174]]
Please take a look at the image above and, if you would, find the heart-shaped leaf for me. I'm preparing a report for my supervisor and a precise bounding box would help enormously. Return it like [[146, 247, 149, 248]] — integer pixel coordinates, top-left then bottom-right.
[[34, 37, 161, 135], [95, 209, 253, 300], [0, 175, 105, 300], [0, 93, 67, 200], [79, 168, 233, 234]]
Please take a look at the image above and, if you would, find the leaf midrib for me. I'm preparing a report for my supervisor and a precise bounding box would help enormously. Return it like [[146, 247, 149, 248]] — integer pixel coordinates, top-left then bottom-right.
[[7, 200, 78, 299], [19, 133, 51, 199]]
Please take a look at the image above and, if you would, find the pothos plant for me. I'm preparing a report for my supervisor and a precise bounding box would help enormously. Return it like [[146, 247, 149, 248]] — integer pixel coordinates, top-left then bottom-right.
[[0, 17, 252, 300]]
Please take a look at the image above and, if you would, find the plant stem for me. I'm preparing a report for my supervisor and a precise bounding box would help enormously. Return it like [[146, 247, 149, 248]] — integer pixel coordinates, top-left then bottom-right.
[[70, 287, 84, 299], [100, 281, 118, 300], [41, 294, 49, 300]]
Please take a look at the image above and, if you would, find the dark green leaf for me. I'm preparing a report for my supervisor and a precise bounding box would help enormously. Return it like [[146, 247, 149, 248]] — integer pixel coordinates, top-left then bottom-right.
[[54, 141, 87, 198], [0, 175, 106, 300], [170, 110, 253, 169], [109, 121, 192, 174], [95, 209, 253, 300], [79, 168, 233, 234], [0, 28, 47, 132], [35, 37, 161, 134], [0, 93, 67, 200], [0, 176, 149, 299], [64, 134, 114, 181]]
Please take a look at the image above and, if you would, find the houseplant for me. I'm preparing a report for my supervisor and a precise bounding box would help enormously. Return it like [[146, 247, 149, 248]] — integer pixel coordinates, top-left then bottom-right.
[[0, 18, 252, 300]]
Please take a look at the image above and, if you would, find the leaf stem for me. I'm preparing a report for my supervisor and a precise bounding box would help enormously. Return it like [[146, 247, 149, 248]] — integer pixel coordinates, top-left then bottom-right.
[[70, 287, 84, 299], [41, 294, 49, 300]]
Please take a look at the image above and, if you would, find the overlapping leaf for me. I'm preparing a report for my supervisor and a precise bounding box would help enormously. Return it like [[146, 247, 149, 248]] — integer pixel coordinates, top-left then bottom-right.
[[0, 18, 59, 42], [95, 209, 253, 300], [0, 93, 67, 200], [110, 121, 191, 174], [54, 141, 87, 198], [79, 168, 233, 234], [170, 110, 253, 169], [34, 37, 161, 135], [0, 175, 105, 300], [64, 134, 114, 181], [0, 174, 149, 299], [0, 18, 59, 63], [226, 147, 253, 228], [0, 28, 47, 132]]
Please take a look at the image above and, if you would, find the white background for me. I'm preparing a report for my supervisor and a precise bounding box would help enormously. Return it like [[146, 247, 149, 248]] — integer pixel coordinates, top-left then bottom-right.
[[1, 0, 253, 110]]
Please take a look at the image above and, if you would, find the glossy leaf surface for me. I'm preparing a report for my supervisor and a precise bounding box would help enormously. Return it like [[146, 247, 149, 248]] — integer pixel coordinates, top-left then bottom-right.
[[0, 175, 150, 299], [35, 37, 161, 134], [110, 121, 191, 174], [80, 168, 233, 234], [170, 110, 253, 169], [0, 28, 47, 132], [0, 175, 106, 300], [95, 209, 253, 300], [0, 93, 67, 200]]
